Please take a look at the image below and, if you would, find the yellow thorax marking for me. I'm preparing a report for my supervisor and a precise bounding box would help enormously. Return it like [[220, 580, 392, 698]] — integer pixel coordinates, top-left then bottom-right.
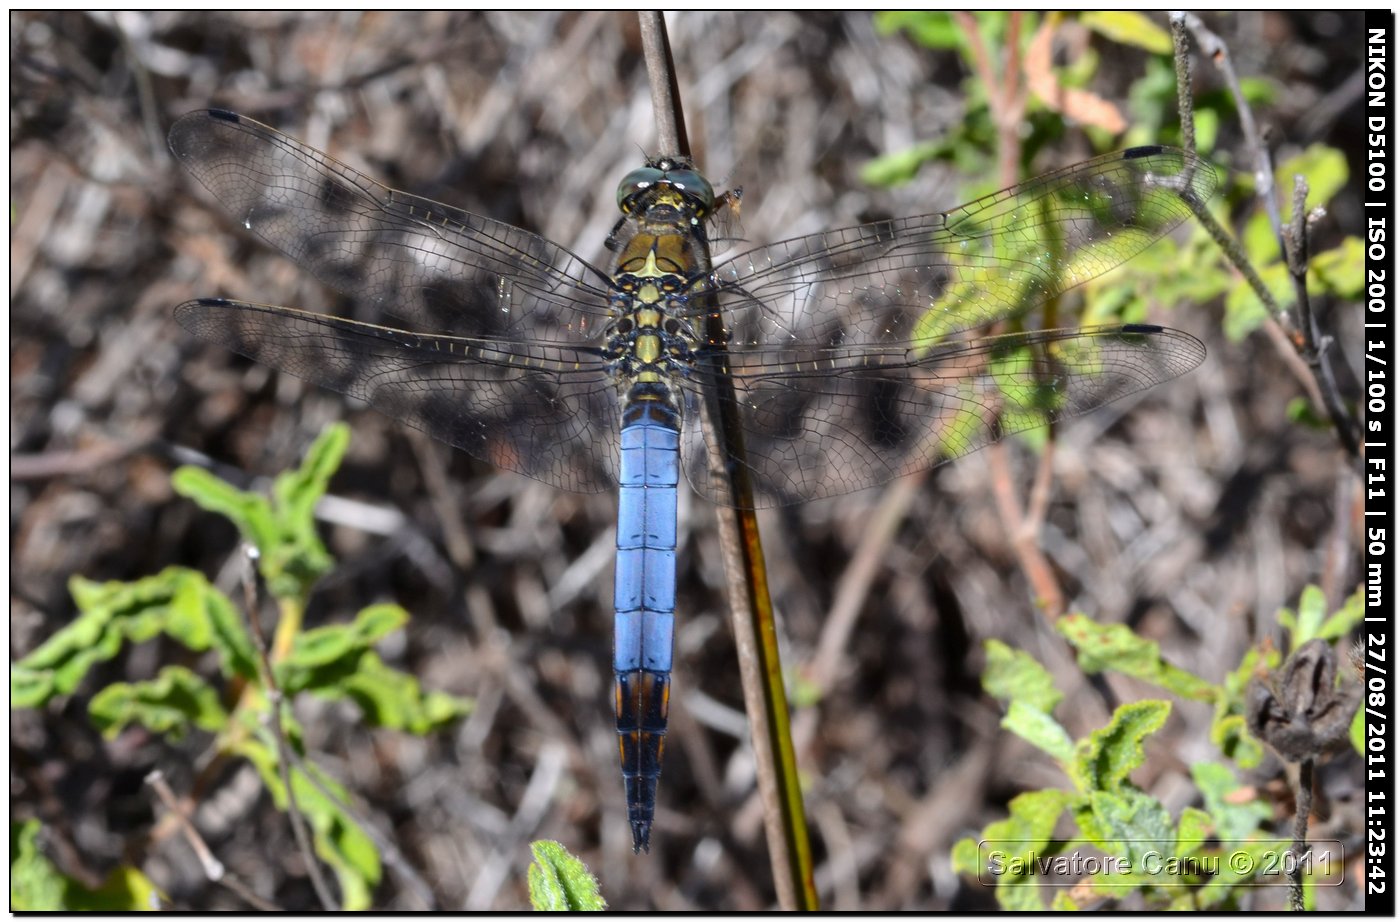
[[635, 330, 661, 365], [640, 250, 662, 277]]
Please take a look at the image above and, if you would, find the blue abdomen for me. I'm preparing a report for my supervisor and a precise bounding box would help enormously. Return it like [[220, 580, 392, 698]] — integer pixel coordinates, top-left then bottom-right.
[[613, 395, 680, 852]]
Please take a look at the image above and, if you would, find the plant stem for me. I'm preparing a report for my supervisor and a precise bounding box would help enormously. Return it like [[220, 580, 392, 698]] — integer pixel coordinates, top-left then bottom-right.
[[637, 11, 817, 909], [1288, 757, 1314, 911]]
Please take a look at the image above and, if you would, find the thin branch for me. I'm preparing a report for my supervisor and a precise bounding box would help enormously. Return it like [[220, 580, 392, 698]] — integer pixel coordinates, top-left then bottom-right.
[[636, 10, 815, 909], [1179, 13, 1285, 245], [1285, 177, 1316, 344], [637, 12, 688, 157], [1171, 12, 1361, 459], [953, 11, 1066, 619], [988, 444, 1067, 619], [279, 743, 440, 910], [239, 547, 340, 911], [1288, 757, 1314, 911], [1169, 15, 1196, 153], [1286, 179, 1362, 456], [1167, 13, 1283, 321], [146, 770, 282, 912]]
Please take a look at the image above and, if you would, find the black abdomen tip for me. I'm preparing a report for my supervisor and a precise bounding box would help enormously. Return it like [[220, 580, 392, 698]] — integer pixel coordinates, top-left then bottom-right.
[[631, 820, 652, 854]]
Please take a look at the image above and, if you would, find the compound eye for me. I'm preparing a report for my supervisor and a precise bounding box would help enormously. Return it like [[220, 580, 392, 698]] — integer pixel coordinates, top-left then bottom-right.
[[663, 168, 714, 212], [617, 167, 666, 212]]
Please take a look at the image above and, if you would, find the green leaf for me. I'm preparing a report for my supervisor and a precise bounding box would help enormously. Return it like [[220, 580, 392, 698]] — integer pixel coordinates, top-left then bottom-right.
[[1081, 788, 1175, 880], [1175, 806, 1212, 855], [11, 820, 67, 910], [1191, 762, 1271, 841], [171, 466, 280, 556], [983, 640, 1063, 712], [1238, 77, 1278, 108], [1315, 586, 1365, 641], [788, 669, 823, 709], [13, 577, 142, 700], [949, 837, 982, 876], [173, 423, 347, 601], [1070, 700, 1171, 794], [1240, 209, 1278, 267], [1286, 396, 1330, 429], [270, 424, 348, 590], [156, 569, 258, 680], [233, 736, 381, 910], [1060, 43, 1101, 88], [284, 604, 409, 672], [1223, 261, 1293, 340], [189, 577, 260, 680], [326, 652, 472, 734], [1056, 615, 1216, 702], [1195, 840, 1275, 904], [89, 666, 226, 740], [1276, 584, 1360, 649], [276, 603, 469, 733], [12, 568, 256, 709], [63, 866, 165, 912], [10, 821, 162, 910], [1274, 144, 1348, 220], [1083, 227, 1230, 327], [873, 11, 960, 47], [1003, 700, 1075, 763], [952, 789, 1074, 911], [1192, 107, 1220, 154], [1352, 701, 1365, 755], [11, 665, 55, 709], [1221, 643, 1280, 702], [1210, 712, 1264, 767], [861, 141, 947, 188], [1279, 584, 1328, 648], [1308, 237, 1364, 298], [1080, 11, 1172, 54], [527, 840, 606, 911]]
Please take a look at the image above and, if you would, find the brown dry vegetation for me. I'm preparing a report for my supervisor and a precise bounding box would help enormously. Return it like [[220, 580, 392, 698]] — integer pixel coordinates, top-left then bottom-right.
[[10, 10, 1366, 911]]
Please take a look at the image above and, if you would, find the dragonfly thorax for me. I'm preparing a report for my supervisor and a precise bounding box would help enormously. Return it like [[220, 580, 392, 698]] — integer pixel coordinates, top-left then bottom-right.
[[604, 186, 713, 390], [603, 283, 699, 389]]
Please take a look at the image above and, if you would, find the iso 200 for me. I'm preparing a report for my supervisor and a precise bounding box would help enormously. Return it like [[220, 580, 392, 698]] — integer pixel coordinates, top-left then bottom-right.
[[1256, 846, 1337, 879]]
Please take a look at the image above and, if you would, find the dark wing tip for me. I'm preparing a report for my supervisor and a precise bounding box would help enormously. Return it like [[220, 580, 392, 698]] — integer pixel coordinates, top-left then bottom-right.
[[169, 109, 244, 159], [173, 298, 237, 331], [1123, 145, 1166, 160], [1115, 323, 1208, 370]]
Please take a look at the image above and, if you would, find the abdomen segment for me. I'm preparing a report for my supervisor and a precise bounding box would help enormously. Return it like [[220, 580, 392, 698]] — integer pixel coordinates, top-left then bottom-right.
[[613, 397, 680, 852]]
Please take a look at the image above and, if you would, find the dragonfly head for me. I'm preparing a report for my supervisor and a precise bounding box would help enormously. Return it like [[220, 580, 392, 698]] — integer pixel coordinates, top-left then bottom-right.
[[617, 159, 714, 219]]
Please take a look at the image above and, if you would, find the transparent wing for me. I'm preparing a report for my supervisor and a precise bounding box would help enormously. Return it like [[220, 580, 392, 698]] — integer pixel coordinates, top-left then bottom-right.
[[170, 109, 625, 491], [679, 324, 1203, 507], [681, 147, 1215, 505], [176, 298, 620, 493], [168, 109, 616, 342]]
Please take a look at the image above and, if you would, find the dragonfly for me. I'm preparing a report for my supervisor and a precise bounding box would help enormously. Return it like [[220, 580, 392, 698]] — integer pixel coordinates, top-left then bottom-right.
[[169, 108, 1215, 852]]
